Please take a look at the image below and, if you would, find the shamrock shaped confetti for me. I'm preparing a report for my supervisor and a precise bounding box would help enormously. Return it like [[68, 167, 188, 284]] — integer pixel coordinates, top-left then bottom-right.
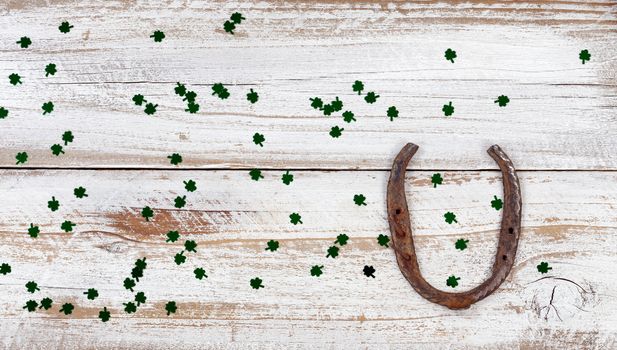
[[230, 12, 245, 24], [310, 97, 323, 110], [377, 234, 390, 247], [58, 21, 74, 33], [281, 171, 293, 185], [579, 49, 591, 64], [212, 83, 230, 99], [444, 48, 457, 63], [310, 265, 324, 277], [61, 220, 76, 232], [9, 73, 22, 85], [141, 206, 154, 221], [249, 169, 264, 181], [124, 302, 137, 314], [51, 144, 65, 156], [150, 30, 165, 42], [442, 102, 454, 117], [28, 224, 40, 238], [174, 195, 187, 208], [16, 36, 32, 48], [39, 297, 53, 310], [326, 245, 339, 258], [183, 91, 197, 103], [131, 266, 143, 281], [135, 257, 147, 270], [174, 251, 186, 265], [73, 186, 87, 198], [184, 240, 197, 253], [322, 104, 334, 116], [166, 230, 180, 242], [491, 195, 503, 210], [353, 194, 367, 206], [62, 131, 74, 145], [329, 126, 344, 138], [0, 106, 8, 119], [247, 89, 259, 103], [0, 263, 11, 275], [223, 20, 236, 34], [144, 103, 158, 115], [174, 82, 187, 96], [444, 212, 457, 224], [253, 133, 265, 147], [165, 301, 177, 315], [123, 278, 136, 292], [446, 275, 460, 288], [331, 97, 343, 112], [99, 307, 111, 322], [60, 303, 74, 315], [45, 63, 57, 77], [335, 234, 349, 246], [342, 111, 356, 123], [183, 180, 197, 192], [185, 102, 200, 114], [168, 153, 182, 165], [455, 239, 469, 250], [289, 212, 302, 225], [431, 173, 443, 187], [132, 94, 146, 106], [364, 91, 379, 104], [23, 300, 38, 312], [386, 106, 399, 121], [363, 265, 376, 278], [42, 101, 54, 115], [495, 95, 509, 107], [194, 267, 207, 280], [352, 80, 364, 95], [265, 240, 279, 252], [250, 277, 264, 289], [48, 197, 60, 211], [135, 292, 147, 306], [537, 261, 552, 274], [84, 288, 99, 300], [15, 152, 28, 165], [26, 281, 40, 293]]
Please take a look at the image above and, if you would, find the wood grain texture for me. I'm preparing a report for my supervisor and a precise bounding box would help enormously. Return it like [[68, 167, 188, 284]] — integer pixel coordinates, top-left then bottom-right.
[[0, 0, 616, 169], [1, 170, 616, 348]]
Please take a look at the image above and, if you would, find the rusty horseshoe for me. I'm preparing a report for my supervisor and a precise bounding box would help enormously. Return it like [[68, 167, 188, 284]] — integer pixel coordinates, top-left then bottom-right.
[[387, 143, 522, 310]]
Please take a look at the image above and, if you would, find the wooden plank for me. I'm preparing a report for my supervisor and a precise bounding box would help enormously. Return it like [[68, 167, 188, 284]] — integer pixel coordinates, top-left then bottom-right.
[[0, 1, 616, 169], [0, 169, 616, 348]]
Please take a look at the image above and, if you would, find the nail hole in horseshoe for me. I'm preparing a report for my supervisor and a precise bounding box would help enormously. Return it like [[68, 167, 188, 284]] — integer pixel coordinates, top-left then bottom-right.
[[502, 255, 507, 261], [395, 209, 401, 215], [508, 227, 514, 234]]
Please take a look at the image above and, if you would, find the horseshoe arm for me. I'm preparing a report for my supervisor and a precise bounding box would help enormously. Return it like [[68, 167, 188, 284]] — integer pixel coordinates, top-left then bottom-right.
[[387, 143, 522, 310]]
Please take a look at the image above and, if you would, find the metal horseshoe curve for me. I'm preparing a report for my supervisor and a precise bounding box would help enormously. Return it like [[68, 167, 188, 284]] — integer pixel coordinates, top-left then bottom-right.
[[387, 143, 522, 310]]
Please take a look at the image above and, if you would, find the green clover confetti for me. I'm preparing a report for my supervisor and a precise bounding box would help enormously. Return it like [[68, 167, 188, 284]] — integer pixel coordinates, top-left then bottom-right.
[[124, 302, 137, 314], [310, 265, 324, 277], [42, 101, 54, 115], [322, 104, 334, 116], [249, 169, 264, 181], [9, 73, 22, 85], [48, 196, 60, 211], [168, 153, 182, 165], [377, 234, 390, 247], [0, 106, 8, 119], [212, 83, 230, 99], [455, 239, 468, 250], [353, 194, 367, 206], [250, 277, 264, 289], [51, 144, 64, 156], [491, 195, 503, 210], [58, 21, 74, 33], [352, 80, 364, 95], [281, 171, 293, 185], [141, 206, 154, 221], [26, 281, 40, 293], [123, 278, 136, 292], [150, 30, 165, 42], [165, 301, 177, 315], [0, 263, 11, 275], [28, 224, 40, 238], [135, 292, 147, 306], [386, 106, 399, 121], [342, 111, 356, 123], [166, 230, 180, 242], [39, 297, 53, 310], [99, 307, 111, 322], [289, 212, 302, 225], [363, 265, 376, 278], [364, 91, 379, 104], [444, 211, 457, 224], [326, 245, 339, 258], [15, 152, 28, 165], [60, 303, 74, 315], [84, 288, 99, 300], [537, 261, 552, 274], [194, 267, 208, 280], [74, 186, 87, 198], [495, 95, 509, 107], [247, 89, 259, 103], [309, 97, 323, 109], [444, 48, 457, 63], [265, 240, 279, 252], [183, 180, 197, 192], [174, 251, 186, 265], [331, 97, 343, 112], [184, 240, 197, 253], [132, 94, 146, 106], [60, 220, 76, 232], [223, 20, 236, 34], [230, 12, 245, 24], [253, 133, 265, 147], [442, 101, 454, 117], [446, 275, 460, 288], [45, 63, 57, 77], [174, 195, 187, 208], [431, 173, 443, 188], [16, 36, 32, 48], [62, 131, 74, 145], [579, 49, 591, 64], [23, 300, 38, 312], [144, 103, 158, 115], [185, 102, 200, 114], [334, 234, 349, 246], [329, 126, 344, 138]]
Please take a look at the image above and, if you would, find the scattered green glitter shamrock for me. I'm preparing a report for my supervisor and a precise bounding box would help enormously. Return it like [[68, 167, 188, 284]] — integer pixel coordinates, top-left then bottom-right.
[[455, 239, 468, 251], [250, 277, 264, 289], [537, 261, 552, 274], [0, 263, 11, 275], [48, 196, 60, 211], [184, 240, 197, 253], [446, 275, 460, 288], [131, 266, 143, 281], [73, 186, 87, 198], [123, 278, 136, 292], [310, 97, 323, 109], [124, 302, 137, 314], [331, 97, 343, 112], [59, 303, 74, 315], [168, 153, 182, 165], [377, 234, 390, 247], [491, 195, 503, 210], [281, 171, 293, 185], [230, 12, 245, 24], [247, 89, 259, 103], [352, 80, 364, 95], [58, 21, 74, 33], [342, 111, 356, 123], [15, 152, 28, 165], [444, 48, 457, 63], [431, 173, 443, 188], [183, 90, 197, 103], [16, 36, 32, 48], [326, 245, 339, 258], [150, 30, 165, 42], [39, 297, 53, 310], [165, 301, 177, 315], [9, 73, 22, 85], [386, 106, 399, 121], [185, 102, 200, 114], [26, 281, 40, 293], [495, 95, 509, 107], [174, 251, 186, 265], [132, 94, 146, 106], [253, 133, 265, 147], [289, 212, 302, 225], [61, 131, 74, 145], [322, 104, 334, 116], [0, 106, 8, 119], [265, 240, 279, 252], [183, 180, 197, 192], [28, 224, 40, 238], [23, 300, 38, 312], [166, 230, 180, 242], [335, 234, 349, 246], [212, 83, 230, 99], [174, 195, 187, 208], [364, 91, 379, 104], [579, 49, 591, 64], [223, 20, 236, 34], [144, 103, 158, 115], [99, 307, 111, 322], [310, 265, 324, 277], [249, 169, 264, 181], [174, 82, 187, 96], [353, 194, 367, 206], [141, 206, 154, 221], [42, 101, 54, 115], [135, 292, 147, 306], [51, 144, 64, 156], [329, 126, 344, 138], [45, 63, 57, 77], [194, 267, 208, 280], [444, 212, 458, 224], [135, 257, 147, 270], [61, 220, 76, 232], [363, 265, 376, 278], [84, 288, 99, 300], [442, 102, 454, 117]]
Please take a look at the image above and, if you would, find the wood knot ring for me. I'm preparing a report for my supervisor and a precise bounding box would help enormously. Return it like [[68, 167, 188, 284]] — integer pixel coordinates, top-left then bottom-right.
[[387, 143, 522, 310]]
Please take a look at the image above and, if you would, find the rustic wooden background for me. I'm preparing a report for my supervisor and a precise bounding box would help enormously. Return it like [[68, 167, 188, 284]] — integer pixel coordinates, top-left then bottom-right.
[[1, 1, 616, 349]]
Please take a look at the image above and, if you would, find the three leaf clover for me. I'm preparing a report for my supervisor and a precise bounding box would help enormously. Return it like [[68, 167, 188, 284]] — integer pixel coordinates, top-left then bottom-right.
[[166, 230, 180, 242], [212, 83, 230, 99], [123, 278, 136, 292], [168, 153, 182, 165], [174, 82, 187, 96], [15, 152, 28, 165], [60, 303, 74, 315], [165, 301, 177, 315], [174, 195, 187, 208], [39, 297, 53, 310], [352, 80, 364, 95], [326, 245, 339, 258], [331, 97, 343, 112], [16, 36, 32, 48], [444, 212, 457, 224], [322, 104, 334, 116], [442, 102, 454, 117], [289, 212, 302, 225], [310, 97, 323, 110], [495, 95, 509, 107], [26, 281, 40, 293], [247, 89, 259, 103], [0, 106, 8, 119], [9, 73, 22, 85], [342, 111, 356, 123], [99, 307, 111, 322], [363, 265, 376, 278], [444, 48, 457, 63], [230, 12, 245, 24], [58, 21, 74, 33], [455, 239, 469, 250], [144, 103, 158, 115], [310, 265, 324, 277], [141, 206, 154, 221], [84, 288, 99, 300], [183, 180, 197, 192], [23, 300, 38, 312], [491, 195, 503, 210], [124, 302, 137, 314], [184, 240, 197, 253], [135, 292, 147, 306], [253, 133, 265, 147], [28, 224, 40, 238], [48, 196, 60, 211], [42, 101, 54, 115], [537, 261, 552, 274], [0, 263, 11, 275], [174, 251, 186, 265], [45, 63, 57, 77], [250, 277, 264, 289], [150, 30, 165, 42], [51, 144, 65, 156], [329, 126, 344, 138], [579, 49, 591, 64], [386, 106, 399, 121], [74, 186, 88, 198], [62, 131, 74, 145], [132, 94, 146, 106], [281, 171, 293, 185], [364, 92, 379, 104], [446, 275, 460, 288], [334, 234, 349, 246], [431, 173, 443, 188], [60, 220, 76, 233], [183, 91, 197, 103], [249, 169, 264, 181], [377, 234, 390, 247], [194, 267, 208, 280], [265, 240, 279, 252], [353, 194, 367, 206], [223, 20, 236, 34], [185, 102, 200, 114]]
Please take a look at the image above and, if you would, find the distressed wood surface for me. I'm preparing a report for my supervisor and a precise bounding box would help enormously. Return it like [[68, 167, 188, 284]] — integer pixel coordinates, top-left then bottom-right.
[[0, 0, 616, 169], [1, 170, 616, 349]]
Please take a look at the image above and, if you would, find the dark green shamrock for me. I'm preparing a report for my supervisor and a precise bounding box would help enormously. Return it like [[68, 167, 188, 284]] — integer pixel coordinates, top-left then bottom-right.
[[247, 89, 259, 103], [144, 103, 158, 115], [310, 265, 324, 277], [363, 265, 376, 278], [281, 171, 293, 185], [131, 266, 143, 281], [183, 180, 197, 192], [168, 153, 183, 165], [223, 20, 236, 34], [58, 21, 74, 33], [42, 101, 54, 115], [135, 292, 147, 306], [455, 239, 469, 251], [322, 104, 334, 116], [579, 49, 591, 64], [442, 102, 454, 117], [495, 95, 509, 107], [253, 133, 265, 147], [28, 224, 40, 238], [249, 169, 264, 181], [326, 246, 339, 258], [184, 240, 197, 253], [0, 263, 11, 275], [185, 102, 200, 114], [537, 261, 552, 274], [331, 97, 343, 112], [342, 111, 356, 123], [123, 278, 136, 292], [289, 212, 302, 225], [62, 131, 74, 145], [194, 267, 207, 280], [45, 63, 57, 77], [352, 80, 364, 95], [174, 251, 186, 265], [48, 196, 60, 211], [59, 303, 74, 315], [444, 48, 457, 63], [230, 12, 245, 24], [16, 36, 32, 48], [431, 173, 443, 188], [0, 106, 8, 119], [174, 82, 187, 96], [387, 106, 399, 121], [250, 277, 264, 289], [183, 91, 197, 103], [132, 94, 146, 106], [165, 301, 177, 315], [329, 126, 343, 138], [444, 212, 457, 224], [51, 144, 64, 156], [166, 230, 180, 242], [309, 97, 323, 110], [99, 307, 111, 322], [446, 275, 460, 288], [73, 186, 87, 198], [353, 194, 367, 206], [212, 83, 230, 99], [61, 220, 75, 232], [39, 297, 53, 310], [335, 234, 349, 246], [135, 257, 147, 270], [15, 152, 28, 165], [174, 195, 187, 208], [141, 206, 154, 221], [9, 73, 22, 85], [377, 234, 390, 247], [26, 281, 40, 293], [124, 302, 137, 314], [150, 30, 165, 42], [491, 195, 503, 210], [23, 300, 38, 312], [265, 240, 279, 252], [364, 91, 379, 104], [84, 288, 99, 300]]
